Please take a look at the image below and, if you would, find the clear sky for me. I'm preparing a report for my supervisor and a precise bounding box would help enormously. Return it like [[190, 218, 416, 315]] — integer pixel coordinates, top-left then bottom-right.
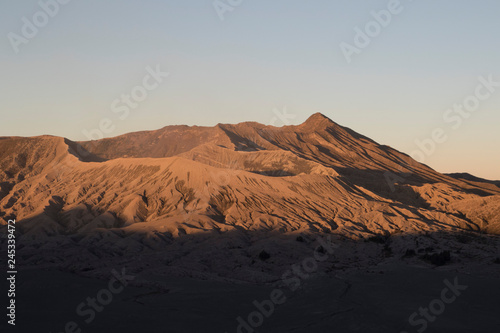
[[1, 0, 499, 179]]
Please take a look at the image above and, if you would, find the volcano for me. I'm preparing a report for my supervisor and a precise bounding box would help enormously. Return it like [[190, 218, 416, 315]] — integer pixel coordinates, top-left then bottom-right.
[[1, 113, 499, 282]]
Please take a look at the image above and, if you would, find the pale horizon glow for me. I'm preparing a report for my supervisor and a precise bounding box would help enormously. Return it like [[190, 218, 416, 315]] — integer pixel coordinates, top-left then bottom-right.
[[1, 0, 499, 179]]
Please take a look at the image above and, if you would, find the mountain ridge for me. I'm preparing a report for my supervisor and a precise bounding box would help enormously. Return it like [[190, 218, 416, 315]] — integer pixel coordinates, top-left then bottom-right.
[[1, 113, 500, 282]]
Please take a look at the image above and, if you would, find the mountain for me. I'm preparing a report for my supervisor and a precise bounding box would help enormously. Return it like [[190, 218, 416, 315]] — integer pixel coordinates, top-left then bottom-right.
[[1, 113, 499, 282], [446, 172, 500, 188]]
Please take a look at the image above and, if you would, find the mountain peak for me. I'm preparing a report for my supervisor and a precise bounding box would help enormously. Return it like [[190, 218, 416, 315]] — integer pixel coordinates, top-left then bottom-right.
[[301, 113, 335, 128], [307, 112, 329, 120]]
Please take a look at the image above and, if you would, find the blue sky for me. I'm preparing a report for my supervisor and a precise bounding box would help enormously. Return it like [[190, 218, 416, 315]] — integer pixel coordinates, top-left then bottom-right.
[[1, 0, 499, 179]]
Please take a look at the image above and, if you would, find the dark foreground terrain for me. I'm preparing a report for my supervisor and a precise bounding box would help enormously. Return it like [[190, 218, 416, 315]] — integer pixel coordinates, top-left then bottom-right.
[[1, 262, 499, 333]]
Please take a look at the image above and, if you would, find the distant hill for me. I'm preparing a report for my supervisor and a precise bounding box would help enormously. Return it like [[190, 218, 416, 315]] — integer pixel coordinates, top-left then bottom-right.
[[446, 172, 500, 188]]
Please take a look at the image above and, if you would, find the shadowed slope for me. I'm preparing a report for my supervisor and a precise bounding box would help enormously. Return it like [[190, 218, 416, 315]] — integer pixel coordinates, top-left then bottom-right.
[[1, 114, 500, 283]]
